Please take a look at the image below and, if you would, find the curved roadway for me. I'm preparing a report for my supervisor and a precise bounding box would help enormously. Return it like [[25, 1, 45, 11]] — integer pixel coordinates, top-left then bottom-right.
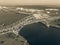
[[0, 7, 60, 36]]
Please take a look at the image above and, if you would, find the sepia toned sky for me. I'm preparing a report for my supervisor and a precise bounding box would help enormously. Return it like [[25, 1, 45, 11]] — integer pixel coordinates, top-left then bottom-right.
[[0, 0, 60, 5]]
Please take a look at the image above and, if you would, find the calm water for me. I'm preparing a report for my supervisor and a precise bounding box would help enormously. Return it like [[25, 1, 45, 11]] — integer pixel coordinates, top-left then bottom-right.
[[19, 22, 60, 45]]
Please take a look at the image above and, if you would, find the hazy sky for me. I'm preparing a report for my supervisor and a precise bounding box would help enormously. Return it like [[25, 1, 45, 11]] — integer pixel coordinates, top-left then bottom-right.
[[0, 0, 60, 5]]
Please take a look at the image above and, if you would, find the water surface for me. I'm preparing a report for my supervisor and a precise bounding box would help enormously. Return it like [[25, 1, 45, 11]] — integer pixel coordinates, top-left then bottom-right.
[[19, 22, 60, 45]]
